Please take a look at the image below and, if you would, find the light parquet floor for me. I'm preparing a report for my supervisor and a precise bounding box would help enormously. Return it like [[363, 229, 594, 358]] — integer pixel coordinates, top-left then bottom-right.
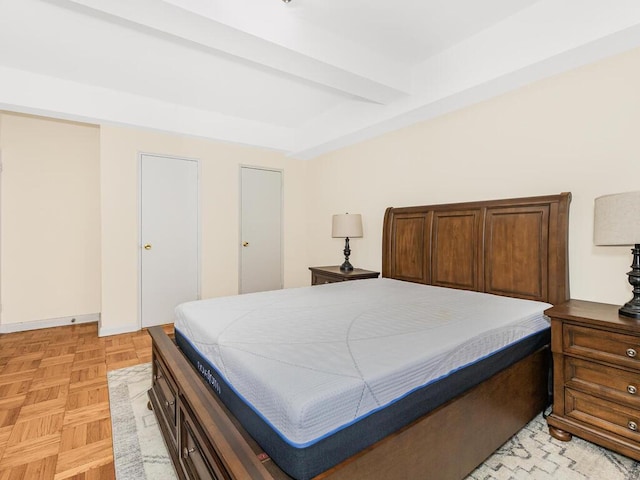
[[0, 322, 173, 480]]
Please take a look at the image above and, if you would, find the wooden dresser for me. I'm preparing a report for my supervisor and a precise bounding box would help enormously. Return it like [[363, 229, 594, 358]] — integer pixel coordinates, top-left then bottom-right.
[[546, 299, 640, 460], [309, 266, 380, 285]]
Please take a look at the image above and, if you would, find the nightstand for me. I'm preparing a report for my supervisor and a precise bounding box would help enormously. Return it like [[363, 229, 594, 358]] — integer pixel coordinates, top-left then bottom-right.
[[546, 299, 640, 460], [309, 266, 380, 285]]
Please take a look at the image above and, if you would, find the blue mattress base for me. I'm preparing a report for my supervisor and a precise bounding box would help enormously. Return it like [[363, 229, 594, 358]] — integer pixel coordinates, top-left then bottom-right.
[[175, 328, 550, 480]]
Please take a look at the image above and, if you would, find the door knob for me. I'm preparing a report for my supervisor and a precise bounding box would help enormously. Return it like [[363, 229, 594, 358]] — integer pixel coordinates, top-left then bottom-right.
[[242, 242, 249, 247], [144, 244, 152, 250]]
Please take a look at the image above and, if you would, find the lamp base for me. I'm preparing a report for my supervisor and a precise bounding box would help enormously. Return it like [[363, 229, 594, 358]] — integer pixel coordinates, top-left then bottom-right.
[[619, 303, 640, 319], [620, 244, 640, 320], [340, 237, 354, 272], [339, 260, 354, 272]]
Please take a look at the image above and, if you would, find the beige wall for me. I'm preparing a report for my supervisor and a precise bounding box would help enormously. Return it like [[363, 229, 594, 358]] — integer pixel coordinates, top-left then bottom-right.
[[0, 115, 308, 335], [0, 112, 101, 326], [3, 46, 640, 334], [307, 47, 640, 307], [99, 126, 308, 335]]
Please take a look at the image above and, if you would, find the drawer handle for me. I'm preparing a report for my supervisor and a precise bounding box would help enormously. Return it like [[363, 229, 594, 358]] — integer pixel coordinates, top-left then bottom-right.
[[164, 400, 175, 407], [626, 348, 637, 358], [628, 421, 638, 432], [628, 385, 638, 395], [182, 447, 196, 458]]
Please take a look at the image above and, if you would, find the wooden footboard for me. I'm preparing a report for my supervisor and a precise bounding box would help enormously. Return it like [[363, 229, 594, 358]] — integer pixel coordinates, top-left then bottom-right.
[[148, 326, 549, 480]]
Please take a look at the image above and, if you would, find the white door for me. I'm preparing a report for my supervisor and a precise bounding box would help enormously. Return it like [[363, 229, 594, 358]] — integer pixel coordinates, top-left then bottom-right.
[[240, 166, 282, 294], [140, 154, 199, 327]]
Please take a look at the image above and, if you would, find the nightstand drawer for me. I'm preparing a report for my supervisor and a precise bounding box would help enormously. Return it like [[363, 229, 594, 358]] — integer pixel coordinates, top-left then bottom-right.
[[563, 324, 640, 369], [565, 389, 640, 443], [565, 357, 640, 407], [311, 272, 343, 285]]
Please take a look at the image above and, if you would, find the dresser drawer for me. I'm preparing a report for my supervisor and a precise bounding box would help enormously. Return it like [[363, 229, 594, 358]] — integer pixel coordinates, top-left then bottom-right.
[[563, 324, 640, 369], [565, 388, 640, 443], [565, 357, 640, 407], [153, 355, 178, 443], [179, 398, 230, 480]]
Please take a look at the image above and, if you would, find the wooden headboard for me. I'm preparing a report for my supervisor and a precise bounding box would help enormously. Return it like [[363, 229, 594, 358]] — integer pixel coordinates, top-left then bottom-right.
[[382, 192, 571, 305]]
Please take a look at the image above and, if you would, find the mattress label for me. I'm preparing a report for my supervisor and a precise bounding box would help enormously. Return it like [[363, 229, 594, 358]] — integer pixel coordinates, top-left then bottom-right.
[[197, 360, 222, 395]]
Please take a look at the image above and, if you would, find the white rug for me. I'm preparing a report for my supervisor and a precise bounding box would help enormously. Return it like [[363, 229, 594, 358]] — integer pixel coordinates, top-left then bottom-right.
[[467, 412, 640, 479], [108, 363, 640, 479], [108, 363, 177, 480]]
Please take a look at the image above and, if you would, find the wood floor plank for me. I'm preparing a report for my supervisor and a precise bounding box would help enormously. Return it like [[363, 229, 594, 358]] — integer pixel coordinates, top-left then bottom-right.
[[66, 384, 109, 411], [72, 348, 106, 367], [59, 418, 111, 452], [54, 438, 113, 479], [44, 345, 77, 359], [62, 402, 111, 429], [75, 339, 104, 353], [20, 384, 69, 418], [0, 397, 24, 444], [30, 363, 73, 390], [0, 454, 57, 480], [5, 411, 65, 446], [0, 434, 60, 469], [104, 336, 135, 352], [0, 323, 171, 478], [105, 351, 139, 371], [1, 357, 41, 374], [0, 374, 32, 399], [55, 461, 115, 480], [13, 342, 47, 357], [40, 354, 76, 368], [69, 365, 107, 392]]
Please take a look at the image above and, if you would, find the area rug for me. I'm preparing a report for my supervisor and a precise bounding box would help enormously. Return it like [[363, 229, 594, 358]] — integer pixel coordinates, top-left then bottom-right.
[[108, 363, 177, 480], [108, 363, 640, 479], [467, 413, 640, 479]]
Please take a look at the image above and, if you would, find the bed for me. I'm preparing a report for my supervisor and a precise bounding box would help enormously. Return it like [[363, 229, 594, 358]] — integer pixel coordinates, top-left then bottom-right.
[[147, 192, 571, 480]]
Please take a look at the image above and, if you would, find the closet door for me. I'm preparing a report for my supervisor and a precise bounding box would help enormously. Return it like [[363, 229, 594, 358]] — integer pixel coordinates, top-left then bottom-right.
[[140, 154, 199, 327], [240, 166, 282, 294]]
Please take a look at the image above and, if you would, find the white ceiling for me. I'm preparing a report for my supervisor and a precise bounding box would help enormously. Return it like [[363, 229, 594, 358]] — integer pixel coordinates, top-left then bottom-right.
[[2, 0, 640, 159]]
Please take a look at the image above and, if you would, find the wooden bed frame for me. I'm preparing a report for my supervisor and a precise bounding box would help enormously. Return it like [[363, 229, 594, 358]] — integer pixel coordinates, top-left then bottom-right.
[[147, 192, 571, 480]]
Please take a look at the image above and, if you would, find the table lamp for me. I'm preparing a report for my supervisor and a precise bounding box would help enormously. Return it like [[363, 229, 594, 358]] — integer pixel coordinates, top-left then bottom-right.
[[332, 213, 363, 272], [594, 191, 640, 318]]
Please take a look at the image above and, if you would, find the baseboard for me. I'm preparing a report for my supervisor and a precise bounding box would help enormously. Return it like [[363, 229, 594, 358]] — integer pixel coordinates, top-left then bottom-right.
[[0, 313, 100, 334]]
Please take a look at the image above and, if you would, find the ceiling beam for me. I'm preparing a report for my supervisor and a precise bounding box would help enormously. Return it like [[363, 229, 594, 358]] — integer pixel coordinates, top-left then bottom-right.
[[54, 0, 411, 105], [289, 0, 640, 159], [0, 65, 294, 151]]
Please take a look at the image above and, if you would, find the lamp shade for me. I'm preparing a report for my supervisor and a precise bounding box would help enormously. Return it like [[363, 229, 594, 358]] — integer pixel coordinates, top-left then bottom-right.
[[332, 214, 363, 238], [594, 191, 640, 246]]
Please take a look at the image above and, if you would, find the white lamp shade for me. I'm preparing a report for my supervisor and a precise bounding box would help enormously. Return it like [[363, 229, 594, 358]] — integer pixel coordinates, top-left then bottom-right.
[[594, 191, 640, 246], [332, 214, 363, 238]]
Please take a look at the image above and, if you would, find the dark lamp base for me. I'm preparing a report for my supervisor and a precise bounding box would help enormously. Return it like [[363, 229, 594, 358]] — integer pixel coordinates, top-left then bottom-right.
[[339, 261, 354, 272], [339, 237, 355, 272], [620, 301, 640, 319], [620, 244, 640, 320]]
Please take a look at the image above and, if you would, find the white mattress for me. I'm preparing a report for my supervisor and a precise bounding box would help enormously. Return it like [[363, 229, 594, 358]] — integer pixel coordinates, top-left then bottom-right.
[[175, 278, 550, 447]]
